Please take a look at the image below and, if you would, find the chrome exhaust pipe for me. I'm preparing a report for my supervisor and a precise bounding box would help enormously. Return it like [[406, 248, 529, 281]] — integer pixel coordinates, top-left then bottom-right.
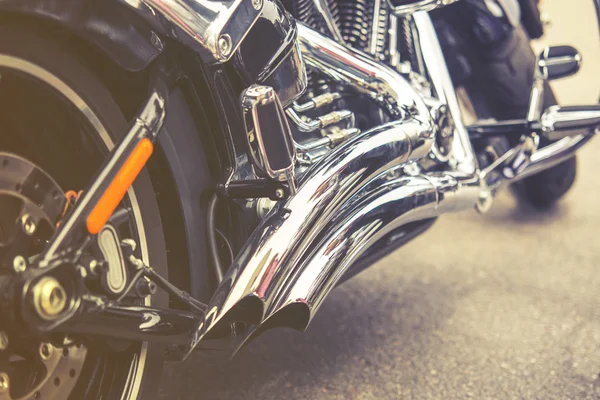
[[225, 171, 481, 353], [265, 172, 480, 326], [183, 18, 465, 357], [296, 22, 431, 122], [185, 118, 435, 356]]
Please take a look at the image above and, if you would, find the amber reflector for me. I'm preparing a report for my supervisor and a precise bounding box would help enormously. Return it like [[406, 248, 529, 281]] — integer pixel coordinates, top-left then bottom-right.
[[86, 138, 153, 234]]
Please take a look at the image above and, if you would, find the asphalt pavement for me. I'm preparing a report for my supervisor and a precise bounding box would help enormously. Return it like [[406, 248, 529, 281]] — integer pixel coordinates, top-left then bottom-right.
[[160, 1, 600, 399]]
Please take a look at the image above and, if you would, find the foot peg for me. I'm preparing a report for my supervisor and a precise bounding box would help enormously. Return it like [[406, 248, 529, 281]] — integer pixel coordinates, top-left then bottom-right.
[[476, 44, 596, 195], [540, 105, 600, 141], [538, 45, 582, 81]]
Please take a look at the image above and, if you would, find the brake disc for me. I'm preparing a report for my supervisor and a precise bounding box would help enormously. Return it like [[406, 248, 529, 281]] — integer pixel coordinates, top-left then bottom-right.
[[0, 152, 86, 400], [0, 343, 87, 400]]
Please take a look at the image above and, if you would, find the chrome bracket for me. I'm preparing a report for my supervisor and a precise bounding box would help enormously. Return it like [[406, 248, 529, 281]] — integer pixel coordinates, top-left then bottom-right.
[[127, 0, 264, 63], [241, 85, 297, 194]]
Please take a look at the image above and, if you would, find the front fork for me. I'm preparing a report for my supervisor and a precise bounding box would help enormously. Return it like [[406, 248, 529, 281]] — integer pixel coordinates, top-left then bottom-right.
[[2, 62, 210, 360], [41, 66, 171, 262]]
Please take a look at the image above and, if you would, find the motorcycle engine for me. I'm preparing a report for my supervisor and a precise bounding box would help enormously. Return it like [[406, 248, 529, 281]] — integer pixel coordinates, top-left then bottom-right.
[[281, 0, 436, 166], [282, 0, 393, 61]]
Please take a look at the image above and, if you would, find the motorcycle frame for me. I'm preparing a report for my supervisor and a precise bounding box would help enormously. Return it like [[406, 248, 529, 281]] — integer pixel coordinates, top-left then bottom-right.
[[8, 1, 600, 361]]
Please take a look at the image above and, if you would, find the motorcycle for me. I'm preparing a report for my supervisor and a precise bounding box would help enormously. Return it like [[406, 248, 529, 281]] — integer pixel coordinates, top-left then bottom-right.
[[0, 0, 598, 398]]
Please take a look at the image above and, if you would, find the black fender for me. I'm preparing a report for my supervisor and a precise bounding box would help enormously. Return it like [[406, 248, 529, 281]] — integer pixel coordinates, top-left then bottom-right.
[[156, 86, 216, 303], [0, 0, 163, 72]]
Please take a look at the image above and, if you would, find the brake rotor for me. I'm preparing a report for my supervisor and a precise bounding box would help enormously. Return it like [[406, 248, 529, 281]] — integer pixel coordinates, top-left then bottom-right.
[[0, 152, 67, 264], [0, 152, 87, 400], [0, 343, 87, 400]]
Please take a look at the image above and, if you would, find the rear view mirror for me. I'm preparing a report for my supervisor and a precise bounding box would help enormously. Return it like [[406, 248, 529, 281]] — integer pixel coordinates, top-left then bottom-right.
[[538, 45, 582, 81], [386, 0, 459, 16]]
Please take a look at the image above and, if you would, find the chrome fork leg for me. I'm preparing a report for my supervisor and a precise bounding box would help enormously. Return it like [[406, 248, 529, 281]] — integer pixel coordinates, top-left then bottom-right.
[[411, 12, 490, 209], [411, 12, 479, 175]]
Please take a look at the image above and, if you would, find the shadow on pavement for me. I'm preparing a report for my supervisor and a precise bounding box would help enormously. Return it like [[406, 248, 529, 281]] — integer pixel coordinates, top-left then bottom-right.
[[159, 278, 457, 400]]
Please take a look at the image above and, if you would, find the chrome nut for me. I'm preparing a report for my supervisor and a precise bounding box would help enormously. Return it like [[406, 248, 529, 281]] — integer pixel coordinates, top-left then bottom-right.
[[13, 255, 27, 273], [32, 277, 68, 320], [39, 343, 52, 360], [274, 188, 285, 199], [218, 34, 232, 58], [21, 213, 36, 236]]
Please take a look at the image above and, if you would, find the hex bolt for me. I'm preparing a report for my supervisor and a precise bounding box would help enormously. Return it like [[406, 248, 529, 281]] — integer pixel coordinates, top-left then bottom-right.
[[32, 277, 68, 320], [0, 332, 8, 351], [218, 34, 232, 58], [21, 214, 36, 236], [39, 343, 52, 360], [13, 255, 27, 273], [275, 188, 285, 199], [135, 279, 157, 298], [0, 372, 8, 392], [252, 0, 262, 10]]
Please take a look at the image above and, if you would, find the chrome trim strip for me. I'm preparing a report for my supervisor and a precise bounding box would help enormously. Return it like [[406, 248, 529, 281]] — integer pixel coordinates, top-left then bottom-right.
[[368, 0, 383, 55], [388, 14, 400, 67]]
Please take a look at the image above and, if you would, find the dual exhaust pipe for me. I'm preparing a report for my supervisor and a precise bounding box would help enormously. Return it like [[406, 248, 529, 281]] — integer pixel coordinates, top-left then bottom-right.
[[185, 14, 598, 357]]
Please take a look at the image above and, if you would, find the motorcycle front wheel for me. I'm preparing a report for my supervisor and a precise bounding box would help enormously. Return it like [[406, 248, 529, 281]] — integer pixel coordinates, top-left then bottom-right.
[[0, 23, 167, 399]]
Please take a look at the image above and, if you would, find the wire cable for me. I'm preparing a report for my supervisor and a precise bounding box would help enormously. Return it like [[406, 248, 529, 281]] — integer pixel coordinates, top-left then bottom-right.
[[207, 194, 224, 283], [216, 228, 234, 266]]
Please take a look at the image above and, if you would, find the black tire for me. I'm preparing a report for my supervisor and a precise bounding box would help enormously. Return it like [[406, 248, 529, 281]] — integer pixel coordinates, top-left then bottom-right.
[[0, 24, 167, 399], [446, 19, 578, 208], [519, 0, 545, 39]]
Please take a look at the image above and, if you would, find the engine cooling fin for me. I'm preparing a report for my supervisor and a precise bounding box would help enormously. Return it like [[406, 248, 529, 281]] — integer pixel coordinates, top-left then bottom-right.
[[337, 0, 371, 50]]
